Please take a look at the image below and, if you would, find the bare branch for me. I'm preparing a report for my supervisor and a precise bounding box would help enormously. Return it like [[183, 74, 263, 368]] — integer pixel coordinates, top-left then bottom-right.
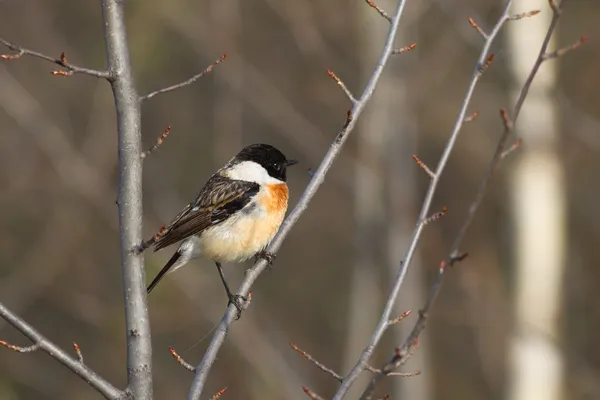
[[412, 154, 436, 179], [388, 309, 412, 326], [543, 35, 588, 60], [508, 9, 541, 21], [187, 0, 410, 398], [73, 342, 84, 363], [358, 2, 581, 398], [0, 340, 41, 353], [549, 0, 561, 15], [385, 370, 421, 377], [338, 2, 516, 398], [0, 302, 124, 399], [141, 54, 227, 101], [327, 69, 358, 105], [464, 111, 480, 123], [169, 347, 196, 372], [468, 17, 489, 39], [366, 365, 421, 377], [499, 108, 514, 132], [422, 206, 448, 226], [501, 138, 522, 160], [365, 0, 392, 22], [141, 126, 173, 160], [392, 43, 417, 54], [290, 343, 343, 381], [210, 388, 228, 400], [302, 386, 326, 400], [101, 0, 153, 397], [0, 39, 111, 79]]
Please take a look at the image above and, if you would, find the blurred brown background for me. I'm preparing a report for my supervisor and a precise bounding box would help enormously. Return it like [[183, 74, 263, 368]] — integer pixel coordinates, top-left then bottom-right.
[[0, 0, 599, 399]]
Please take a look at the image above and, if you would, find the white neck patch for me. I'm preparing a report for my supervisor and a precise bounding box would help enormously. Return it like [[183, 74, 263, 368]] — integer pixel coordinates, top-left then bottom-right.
[[224, 161, 283, 184]]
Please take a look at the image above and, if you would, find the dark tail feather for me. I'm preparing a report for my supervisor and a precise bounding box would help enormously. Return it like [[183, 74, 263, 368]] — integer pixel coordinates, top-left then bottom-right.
[[147, 252, 182, 294]]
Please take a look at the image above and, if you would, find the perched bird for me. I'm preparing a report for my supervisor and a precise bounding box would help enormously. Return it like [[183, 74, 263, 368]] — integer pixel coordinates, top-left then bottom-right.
[[139, 144, 297, 312]]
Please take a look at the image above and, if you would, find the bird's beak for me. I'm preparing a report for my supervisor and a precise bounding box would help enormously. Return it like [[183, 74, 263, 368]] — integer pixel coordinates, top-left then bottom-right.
[[285, 159, 298, 167]]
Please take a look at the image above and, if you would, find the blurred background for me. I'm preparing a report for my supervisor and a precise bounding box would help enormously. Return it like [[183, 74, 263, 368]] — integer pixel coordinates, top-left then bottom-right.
[[0, 0, 599, 399]]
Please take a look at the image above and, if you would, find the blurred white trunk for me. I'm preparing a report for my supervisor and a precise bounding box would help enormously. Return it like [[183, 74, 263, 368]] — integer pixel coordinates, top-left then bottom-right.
[[506, 2, 566, 400], [344, 2, 430, 399]]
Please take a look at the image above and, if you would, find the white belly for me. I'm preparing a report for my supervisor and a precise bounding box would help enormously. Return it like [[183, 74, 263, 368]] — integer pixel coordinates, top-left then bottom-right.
[[198, 191, 287, 263]]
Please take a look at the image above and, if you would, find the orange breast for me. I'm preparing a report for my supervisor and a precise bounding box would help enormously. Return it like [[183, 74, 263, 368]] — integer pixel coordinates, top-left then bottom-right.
[[264, 183, 289, 213]]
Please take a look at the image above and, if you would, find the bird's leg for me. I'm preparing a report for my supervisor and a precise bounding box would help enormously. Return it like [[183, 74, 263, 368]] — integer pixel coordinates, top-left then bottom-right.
[[254, 250, 276, 270], [215, 262, 246, 318], [132, 238, 153, 254]]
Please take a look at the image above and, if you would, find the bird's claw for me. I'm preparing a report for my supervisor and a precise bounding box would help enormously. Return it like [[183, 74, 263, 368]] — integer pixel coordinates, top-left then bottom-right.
[[255, 251, 276, 270], [228, 294, 248, 320]]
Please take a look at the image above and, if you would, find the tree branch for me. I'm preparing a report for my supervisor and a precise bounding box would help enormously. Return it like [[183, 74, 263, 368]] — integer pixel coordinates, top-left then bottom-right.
[[332, 1, 516, 398], [100, 0, 153, 398], [140, 54, 227, 101], [359, 0, 583, 397], [186, 0, 410, 398], [290, 343, 343, 381], [302, 386, 326, 400], [0, 38, 111, 78], [394, 0, 576, 364], [0, 302, 125, 399]]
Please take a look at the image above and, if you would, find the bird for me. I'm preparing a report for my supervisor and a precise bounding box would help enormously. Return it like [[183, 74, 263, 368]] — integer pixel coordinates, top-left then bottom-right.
[[138, 143, 297, 313]]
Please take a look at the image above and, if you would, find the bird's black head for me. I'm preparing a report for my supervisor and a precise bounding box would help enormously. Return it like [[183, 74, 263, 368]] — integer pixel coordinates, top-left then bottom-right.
[[235, 144, 297, 182]]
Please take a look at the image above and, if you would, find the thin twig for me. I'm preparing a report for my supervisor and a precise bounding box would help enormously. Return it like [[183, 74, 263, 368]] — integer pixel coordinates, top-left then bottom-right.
[[141, 54, 227, 101], [73, 342, 84, 363], [210, 388, 228, 400], [412, 154, 435, 179], [366, 365, 421, 377], [543, 35, 588, 60], [385, 371, 421, 377], [388, 309, 412, 326], [186, 0, 410, 398], [0, 39, 111, 79], [339, 2, 515, 399], [0, 302, 124, 399], [359, 1, 580, 398], [508, 9, 541, 21], [327, 70, 357, 105], [392, 43, 417, 55], [141, 126, 172, 160], [501, 138, 522, 160], [468, 17, 489, 39], [422, 206, 448, 226], [170, 347, 196, 372], [302, 386, 326, 400], [0, 340, 41, 353], [464, 111, 479, 123], [290, 343, 343, 381], [366, 0, 392, 22]]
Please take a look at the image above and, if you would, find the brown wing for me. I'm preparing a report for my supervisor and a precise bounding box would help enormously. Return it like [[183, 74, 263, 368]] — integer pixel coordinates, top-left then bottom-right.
[[151, 174, 260, 251]]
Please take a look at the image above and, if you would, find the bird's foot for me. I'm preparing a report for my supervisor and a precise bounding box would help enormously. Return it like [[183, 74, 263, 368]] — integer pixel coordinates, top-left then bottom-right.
[[132, 237, 155, 254], [131, 243, 147, 255], [228, 294, 248, 320], [255, 251, 276, 271]]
